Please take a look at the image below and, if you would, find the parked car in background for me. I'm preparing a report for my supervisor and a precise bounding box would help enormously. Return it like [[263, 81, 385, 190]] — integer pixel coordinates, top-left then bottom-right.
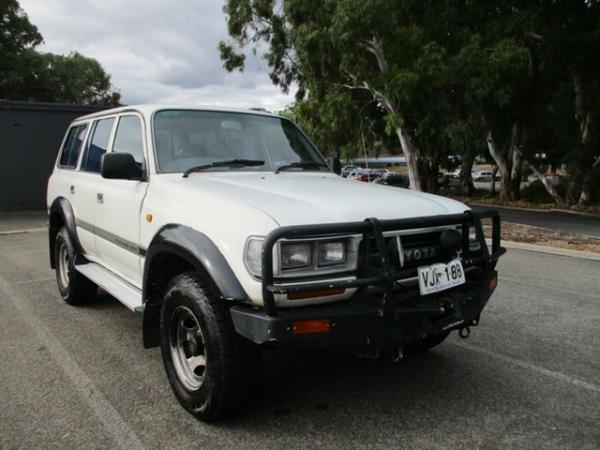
[[375, 173, 410, 188], [472, 171, 493, 182], [355, 172, 379, 182], [341, 165, 360, 177], [370, 168, 393, 179]]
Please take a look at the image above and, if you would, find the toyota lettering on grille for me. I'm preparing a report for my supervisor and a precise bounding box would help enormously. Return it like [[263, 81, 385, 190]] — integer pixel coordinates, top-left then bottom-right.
[[402, 245, 438, 263]]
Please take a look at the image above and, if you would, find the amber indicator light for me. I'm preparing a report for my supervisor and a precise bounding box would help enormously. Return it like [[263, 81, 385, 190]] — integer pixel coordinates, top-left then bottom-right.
[[292, 319, 331, 335]]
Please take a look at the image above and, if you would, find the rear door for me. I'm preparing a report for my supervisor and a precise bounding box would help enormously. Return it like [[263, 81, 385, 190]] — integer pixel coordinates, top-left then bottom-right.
[[50, 122, 96, 254], [75, 117, 117, 260], [93, 114, 149, 287]]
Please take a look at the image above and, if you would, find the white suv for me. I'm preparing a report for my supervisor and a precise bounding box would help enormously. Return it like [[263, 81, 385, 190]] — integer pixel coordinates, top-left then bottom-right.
[[47, 105, 505, 421]]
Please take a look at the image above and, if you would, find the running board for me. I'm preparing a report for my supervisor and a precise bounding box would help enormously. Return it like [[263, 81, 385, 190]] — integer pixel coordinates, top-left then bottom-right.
[[75, 262, 143, 312]]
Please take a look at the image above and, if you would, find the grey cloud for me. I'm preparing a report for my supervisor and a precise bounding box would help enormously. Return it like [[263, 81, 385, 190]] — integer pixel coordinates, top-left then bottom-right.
[[19, 0, 295, 111]]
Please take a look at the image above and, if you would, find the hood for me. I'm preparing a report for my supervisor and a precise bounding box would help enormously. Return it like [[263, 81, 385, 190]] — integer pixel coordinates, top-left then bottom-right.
[[169, 172, 469, 227]]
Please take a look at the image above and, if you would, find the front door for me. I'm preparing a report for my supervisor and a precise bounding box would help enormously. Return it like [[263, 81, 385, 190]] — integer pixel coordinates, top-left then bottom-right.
[[94, 114, 149, 288]]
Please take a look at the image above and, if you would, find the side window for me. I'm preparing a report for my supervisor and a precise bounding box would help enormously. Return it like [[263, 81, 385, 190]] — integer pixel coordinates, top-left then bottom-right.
[[82, 118, 114, 173], [112, 116, 144, 165], [58, 124, 88, 168]]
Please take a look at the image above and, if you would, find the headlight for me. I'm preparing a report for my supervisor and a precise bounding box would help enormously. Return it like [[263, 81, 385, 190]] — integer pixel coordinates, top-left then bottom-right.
[[244, 237, 263, 277], [281, 242, 312, 269], [244, 236, 356, 278], [317, 241, 346, 266]]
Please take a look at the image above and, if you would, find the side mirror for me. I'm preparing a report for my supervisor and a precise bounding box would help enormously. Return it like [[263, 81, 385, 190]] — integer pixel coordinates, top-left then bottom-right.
[[101, 153, 143, 180]]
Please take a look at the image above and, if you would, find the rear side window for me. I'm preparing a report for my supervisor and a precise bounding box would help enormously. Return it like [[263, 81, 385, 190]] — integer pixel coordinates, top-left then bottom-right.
[[82, 118, 115, 173], [58, 124, 88, 168], [112, 116, 144, 165]]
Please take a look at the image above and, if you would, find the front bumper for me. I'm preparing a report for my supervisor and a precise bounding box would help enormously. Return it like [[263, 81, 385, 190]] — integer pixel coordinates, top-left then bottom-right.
[[230, 209, 505, 353]]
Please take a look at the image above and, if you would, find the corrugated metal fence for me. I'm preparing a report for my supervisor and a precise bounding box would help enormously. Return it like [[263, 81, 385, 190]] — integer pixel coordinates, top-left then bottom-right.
[[0, 101, 106, 210]]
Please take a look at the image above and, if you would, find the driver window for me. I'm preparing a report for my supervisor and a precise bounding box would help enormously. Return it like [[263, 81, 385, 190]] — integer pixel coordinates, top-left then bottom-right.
[[112, 115, 144, 165]]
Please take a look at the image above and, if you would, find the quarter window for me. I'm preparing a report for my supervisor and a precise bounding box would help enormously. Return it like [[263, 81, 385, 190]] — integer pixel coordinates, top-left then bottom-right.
[[58, 124, 88, 168], [82, 118, 115, 173], [112, 116, 144, 165]]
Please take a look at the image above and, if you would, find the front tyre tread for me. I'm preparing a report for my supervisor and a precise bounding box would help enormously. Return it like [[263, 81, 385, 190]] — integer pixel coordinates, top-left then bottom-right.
[[160, 271, 260, 422]]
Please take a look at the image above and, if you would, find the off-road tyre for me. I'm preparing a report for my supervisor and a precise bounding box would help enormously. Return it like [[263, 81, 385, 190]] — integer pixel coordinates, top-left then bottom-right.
[[159, 271, 261, 422], [54, 227, 97, 305]]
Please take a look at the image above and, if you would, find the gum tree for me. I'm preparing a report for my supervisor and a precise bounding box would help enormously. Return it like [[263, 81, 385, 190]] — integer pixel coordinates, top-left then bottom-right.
[[219, 0, 451, 191]]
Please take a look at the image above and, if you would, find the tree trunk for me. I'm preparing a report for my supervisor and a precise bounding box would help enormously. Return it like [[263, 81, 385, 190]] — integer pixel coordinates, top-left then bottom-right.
[[356, 37, 424, 191], [420, 159, 439, 193], [490, 165, 498, 196], [509, 124, 523, 200], [395, 125, 422, 191], [577, 171, 593, 206], [460, 152, 475, 195], [573, 75, 597, 206], [486, 130, 511, 202], [529, 164, 566, 206]]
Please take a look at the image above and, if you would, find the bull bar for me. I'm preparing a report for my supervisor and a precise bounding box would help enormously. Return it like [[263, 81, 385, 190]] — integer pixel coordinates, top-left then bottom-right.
[[260, 209, 504, 316]]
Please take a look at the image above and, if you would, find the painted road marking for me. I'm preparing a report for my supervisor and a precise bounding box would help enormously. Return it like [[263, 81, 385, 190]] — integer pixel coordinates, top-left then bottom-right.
[[0, 275, 145, 450], [452, 341, 600, 394]]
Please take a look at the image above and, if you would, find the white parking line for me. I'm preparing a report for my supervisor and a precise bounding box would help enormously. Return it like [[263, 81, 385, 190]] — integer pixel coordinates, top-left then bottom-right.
[[0, 227, 47, 236], [0, 275, 145, 450], [13, 277, 55, 285], [452, 341, 600, 394]]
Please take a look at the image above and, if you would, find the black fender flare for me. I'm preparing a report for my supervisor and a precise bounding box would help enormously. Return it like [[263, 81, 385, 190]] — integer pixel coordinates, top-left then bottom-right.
[[142, 224, 247, 302], [48, 197, 83, 268], [141, 224, 248, 349]]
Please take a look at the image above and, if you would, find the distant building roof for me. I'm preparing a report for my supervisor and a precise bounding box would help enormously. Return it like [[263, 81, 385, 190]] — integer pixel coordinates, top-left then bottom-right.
[[349, 156, 406, 166]]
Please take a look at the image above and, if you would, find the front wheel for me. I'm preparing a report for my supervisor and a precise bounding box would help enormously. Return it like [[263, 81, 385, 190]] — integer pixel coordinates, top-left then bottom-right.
[[159, 272, 261, 422]]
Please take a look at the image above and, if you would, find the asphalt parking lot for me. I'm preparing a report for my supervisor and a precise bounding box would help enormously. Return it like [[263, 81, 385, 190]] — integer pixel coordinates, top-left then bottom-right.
[[0, 222, 598, 449]]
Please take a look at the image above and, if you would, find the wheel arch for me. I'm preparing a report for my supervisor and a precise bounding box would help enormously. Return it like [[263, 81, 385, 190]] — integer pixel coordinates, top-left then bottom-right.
[[48, 197, 82, 268], [141, 224, 248, 348]]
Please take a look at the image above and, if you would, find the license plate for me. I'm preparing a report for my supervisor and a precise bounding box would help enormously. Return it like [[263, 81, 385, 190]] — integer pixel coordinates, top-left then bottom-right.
[[418, 259, 465, 296]]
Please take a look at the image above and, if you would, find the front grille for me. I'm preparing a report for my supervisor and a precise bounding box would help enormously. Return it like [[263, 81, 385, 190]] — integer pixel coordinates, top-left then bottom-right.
[[358, 230, 444, 272]]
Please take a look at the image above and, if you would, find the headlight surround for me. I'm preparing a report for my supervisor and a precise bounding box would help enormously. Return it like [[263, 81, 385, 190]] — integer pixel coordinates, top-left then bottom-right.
[[244, 236, 356, 278]]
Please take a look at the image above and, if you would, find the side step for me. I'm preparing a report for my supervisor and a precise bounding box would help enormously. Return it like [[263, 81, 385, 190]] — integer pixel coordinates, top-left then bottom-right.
[[75, 262, 143, 312]]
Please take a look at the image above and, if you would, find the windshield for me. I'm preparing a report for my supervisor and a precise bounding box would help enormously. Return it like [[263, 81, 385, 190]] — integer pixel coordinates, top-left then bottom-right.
[[153, 109, 329, 173]]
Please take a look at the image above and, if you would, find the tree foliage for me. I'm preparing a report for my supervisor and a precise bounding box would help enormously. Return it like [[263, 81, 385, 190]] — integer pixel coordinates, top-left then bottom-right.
[[0, 0, 120, 105], [219, 0, 599, 204]]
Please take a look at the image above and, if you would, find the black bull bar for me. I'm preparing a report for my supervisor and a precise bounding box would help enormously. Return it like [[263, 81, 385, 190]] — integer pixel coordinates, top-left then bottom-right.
[[259, 209, 505, 317]]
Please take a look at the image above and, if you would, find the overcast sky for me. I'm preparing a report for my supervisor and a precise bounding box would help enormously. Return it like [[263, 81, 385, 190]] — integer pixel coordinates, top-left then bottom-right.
[[19, 0, 296, 111]]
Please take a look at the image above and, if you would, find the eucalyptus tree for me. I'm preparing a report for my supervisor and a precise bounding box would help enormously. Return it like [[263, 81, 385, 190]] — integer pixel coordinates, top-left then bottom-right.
[[219, 0, 454, 191]]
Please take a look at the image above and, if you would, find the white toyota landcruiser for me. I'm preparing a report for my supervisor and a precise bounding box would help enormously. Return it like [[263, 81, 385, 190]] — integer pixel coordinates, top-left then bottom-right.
[[47, 105, 505, 421]]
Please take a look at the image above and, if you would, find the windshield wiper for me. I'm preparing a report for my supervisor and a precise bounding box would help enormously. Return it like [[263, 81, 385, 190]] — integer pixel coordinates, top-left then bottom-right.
[[274, 161, 329, 174], [182, 159, 265, 178]]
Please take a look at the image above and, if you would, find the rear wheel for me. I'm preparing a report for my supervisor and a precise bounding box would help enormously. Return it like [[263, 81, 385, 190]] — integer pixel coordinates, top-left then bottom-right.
[[159, 272, 261, 422], [54, 227, 97, 305], [405, 331, 450, 353]]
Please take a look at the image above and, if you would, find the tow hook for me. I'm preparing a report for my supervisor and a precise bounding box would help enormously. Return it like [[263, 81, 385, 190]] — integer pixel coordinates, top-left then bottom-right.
[[458, 326, 471, 339], [392, 347, 404, 363]]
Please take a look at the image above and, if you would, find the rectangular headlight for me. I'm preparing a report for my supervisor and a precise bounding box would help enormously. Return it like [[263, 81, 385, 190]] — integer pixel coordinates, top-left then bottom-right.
[[281, 242, 312, 269], [317, 241, 346, 266]]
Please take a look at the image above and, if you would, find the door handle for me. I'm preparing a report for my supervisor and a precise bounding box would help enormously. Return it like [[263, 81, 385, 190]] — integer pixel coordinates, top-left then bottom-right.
[[70, 185, 75, 194], [96, 193, 104, 204]]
